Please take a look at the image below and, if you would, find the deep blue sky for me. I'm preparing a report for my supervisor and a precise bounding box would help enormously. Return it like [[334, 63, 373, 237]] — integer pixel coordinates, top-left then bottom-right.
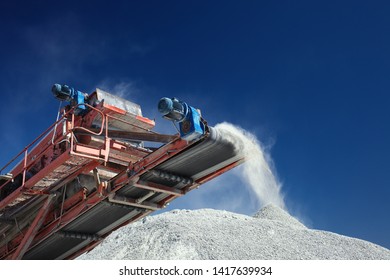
[[1, 1, 389, 250]]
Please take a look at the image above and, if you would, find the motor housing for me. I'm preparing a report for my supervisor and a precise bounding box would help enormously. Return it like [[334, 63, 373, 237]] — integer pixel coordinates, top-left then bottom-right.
[[52, 84, 87, 115], [158, 97, 205, 141]]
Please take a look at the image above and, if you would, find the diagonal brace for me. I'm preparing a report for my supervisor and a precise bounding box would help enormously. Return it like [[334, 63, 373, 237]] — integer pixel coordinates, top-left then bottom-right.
[[11, 193, 56, 260]]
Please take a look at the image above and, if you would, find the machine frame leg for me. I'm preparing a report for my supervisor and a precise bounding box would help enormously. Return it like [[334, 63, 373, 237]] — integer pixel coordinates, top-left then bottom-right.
[[11, 194, 56, 260]]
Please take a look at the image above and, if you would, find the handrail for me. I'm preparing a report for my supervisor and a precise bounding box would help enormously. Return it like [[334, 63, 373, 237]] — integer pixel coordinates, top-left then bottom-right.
[[71, 103, 105, 136], [0, 105, 82, 194], [69, 103, 108, 161], [0, 111, 67, 175], [0, 100, 162, 196]]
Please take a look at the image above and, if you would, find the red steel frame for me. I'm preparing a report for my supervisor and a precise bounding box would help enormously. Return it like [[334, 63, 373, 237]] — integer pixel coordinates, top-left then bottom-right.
[[11, 194, 56, 260], [0, 98, 244, 260]]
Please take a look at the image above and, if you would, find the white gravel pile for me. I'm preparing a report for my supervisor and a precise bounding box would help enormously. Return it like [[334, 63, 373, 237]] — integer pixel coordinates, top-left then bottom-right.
[[78, 204, 390, 260]]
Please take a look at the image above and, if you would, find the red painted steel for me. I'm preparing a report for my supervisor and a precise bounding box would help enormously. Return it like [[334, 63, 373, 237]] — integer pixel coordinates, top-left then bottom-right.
[[0, 89, 244, 260], [10, 194, 56, 260], [134, 181, 185, 196]]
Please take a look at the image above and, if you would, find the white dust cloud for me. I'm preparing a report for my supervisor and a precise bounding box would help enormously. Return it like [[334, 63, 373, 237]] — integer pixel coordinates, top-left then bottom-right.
[[215, 122, 285, 210]]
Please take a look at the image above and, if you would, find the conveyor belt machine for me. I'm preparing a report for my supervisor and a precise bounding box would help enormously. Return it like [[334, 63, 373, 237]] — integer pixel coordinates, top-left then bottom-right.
[[0, 84, 245, 259]]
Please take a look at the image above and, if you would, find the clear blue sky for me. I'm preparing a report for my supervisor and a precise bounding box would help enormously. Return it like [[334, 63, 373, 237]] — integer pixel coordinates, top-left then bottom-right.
[[0, 1, 389, 250]]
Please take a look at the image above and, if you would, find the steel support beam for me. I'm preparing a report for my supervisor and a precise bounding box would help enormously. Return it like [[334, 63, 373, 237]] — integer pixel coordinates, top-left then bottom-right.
[[108, 194, 162, 210], [74, 128, 178, 143], [11, 194, 56, 260], [134, 180, 184, 196]]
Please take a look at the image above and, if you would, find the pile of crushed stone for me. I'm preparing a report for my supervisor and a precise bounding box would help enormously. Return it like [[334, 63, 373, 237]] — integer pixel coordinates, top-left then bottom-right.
[[78, 204, 390, 260]]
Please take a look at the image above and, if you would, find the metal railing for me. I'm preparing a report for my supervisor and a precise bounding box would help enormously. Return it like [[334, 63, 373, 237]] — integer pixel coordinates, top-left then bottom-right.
[[0, 104, 106, 197], [1, 101, 156, 198], [0, 109, 69, 195]]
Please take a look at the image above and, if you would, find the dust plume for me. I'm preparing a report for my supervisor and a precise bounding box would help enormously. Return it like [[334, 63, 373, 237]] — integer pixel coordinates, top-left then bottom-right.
[[215, 122, 286, 210]]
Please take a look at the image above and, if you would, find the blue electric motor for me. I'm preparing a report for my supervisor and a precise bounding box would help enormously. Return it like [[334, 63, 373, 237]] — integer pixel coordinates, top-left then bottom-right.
[[52, 84, 87, 115], [158, 97, 205, 141]]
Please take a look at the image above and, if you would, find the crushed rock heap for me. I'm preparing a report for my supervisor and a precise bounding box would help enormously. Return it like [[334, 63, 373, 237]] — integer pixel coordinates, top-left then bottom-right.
[[78, 204, 390, 260]]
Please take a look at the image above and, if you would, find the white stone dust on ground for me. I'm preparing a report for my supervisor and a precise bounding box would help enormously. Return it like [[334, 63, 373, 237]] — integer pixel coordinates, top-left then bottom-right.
[[78, 204, 390, 260]]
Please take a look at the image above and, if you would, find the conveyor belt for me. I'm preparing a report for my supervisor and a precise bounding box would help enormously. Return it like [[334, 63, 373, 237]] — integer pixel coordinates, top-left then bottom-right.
[[21, 126, 242, 259], [23, 202, 143, 259], [117, 127, 240, 200], [146, 126, 240, 180]]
